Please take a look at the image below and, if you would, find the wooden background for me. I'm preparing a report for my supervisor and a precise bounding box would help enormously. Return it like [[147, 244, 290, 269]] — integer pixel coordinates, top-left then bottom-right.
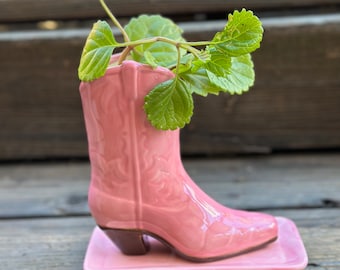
[[1, 0, 340, 160]]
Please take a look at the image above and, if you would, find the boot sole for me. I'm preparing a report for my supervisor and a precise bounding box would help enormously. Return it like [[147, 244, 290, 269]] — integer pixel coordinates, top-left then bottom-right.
[[100, 226, 278, 263]]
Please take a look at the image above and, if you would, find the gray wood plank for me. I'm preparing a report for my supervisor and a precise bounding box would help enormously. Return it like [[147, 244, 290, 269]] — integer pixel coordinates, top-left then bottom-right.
[[0, 209, 339, 269], [1, 14, 340, 159], [0, 217, 95, 270], [186, 154, 340, 210], [0, 154, 339, 218], [1, 0, 340, 22], [0, 162, 90, 218]]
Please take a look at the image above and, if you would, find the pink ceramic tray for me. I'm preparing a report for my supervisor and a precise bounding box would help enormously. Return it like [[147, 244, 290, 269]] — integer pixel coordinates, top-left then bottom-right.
[[84, 217, 308, 270]]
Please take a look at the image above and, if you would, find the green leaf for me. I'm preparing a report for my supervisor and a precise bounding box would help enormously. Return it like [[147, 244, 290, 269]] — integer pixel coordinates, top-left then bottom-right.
[[191, 50, 211, 72], [204, 49, 232, 77], [180, 69, 222, 97], [78, 20, 118, 81], [144, 51, 158, 68], [175, 53, 195, 74], [124, 15, 185, 68], [207, 54, 254, 94], [212, 9, 263, 56], [179, 50, 229, 97], [144, 79, 193, 130]]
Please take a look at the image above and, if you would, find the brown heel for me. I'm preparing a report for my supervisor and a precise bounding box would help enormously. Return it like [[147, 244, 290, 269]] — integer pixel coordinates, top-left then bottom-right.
[[101, 228, 150, 255]]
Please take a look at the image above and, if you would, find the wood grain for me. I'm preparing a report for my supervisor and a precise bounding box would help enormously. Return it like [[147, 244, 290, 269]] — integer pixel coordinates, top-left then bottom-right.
[[1, 14, 340, 159], [0, 217, 95, 270], [0, 154, 339, 218], [1, 0, 340, 22]]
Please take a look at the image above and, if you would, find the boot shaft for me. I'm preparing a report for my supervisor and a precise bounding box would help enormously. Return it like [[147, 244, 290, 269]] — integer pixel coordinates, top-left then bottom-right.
[[79, 59, 181, 200]]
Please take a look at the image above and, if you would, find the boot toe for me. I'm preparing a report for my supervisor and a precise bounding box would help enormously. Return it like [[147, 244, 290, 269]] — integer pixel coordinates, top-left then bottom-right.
[[231, 210, 278, 249], [201, 210, 278, 260]]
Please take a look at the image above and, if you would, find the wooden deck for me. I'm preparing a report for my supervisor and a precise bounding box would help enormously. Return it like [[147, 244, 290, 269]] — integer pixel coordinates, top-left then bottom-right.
[[1, 153, 339, 269]]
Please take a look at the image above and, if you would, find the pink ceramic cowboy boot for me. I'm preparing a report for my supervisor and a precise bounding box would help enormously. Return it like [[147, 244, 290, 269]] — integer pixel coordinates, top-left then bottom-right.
[[80, 56, 278, 262]]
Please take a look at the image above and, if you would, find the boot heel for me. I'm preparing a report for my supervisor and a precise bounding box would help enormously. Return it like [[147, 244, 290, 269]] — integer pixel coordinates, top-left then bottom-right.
[[101, 228, 150, 255]]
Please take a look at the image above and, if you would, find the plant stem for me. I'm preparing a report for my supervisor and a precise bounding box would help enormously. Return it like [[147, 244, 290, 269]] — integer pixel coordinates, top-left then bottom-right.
[[119, 36, 210, 49], [117, 36, 210, 61], [118, 46, 133, 64], [175, 45, 182, 76], [182, 40, 212, 47], [99, 0, 130, 42]]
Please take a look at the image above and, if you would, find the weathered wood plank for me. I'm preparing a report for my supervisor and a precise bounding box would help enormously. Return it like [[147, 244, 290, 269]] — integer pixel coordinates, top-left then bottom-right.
[[0, 154, 339, 218], [0, 162, 90, 218], [1, 0, 340, 22], [0, 217, 95, 270], [186, 154, 340, 210], [0, 209, 339, 269], [1, 14, 340, 159]]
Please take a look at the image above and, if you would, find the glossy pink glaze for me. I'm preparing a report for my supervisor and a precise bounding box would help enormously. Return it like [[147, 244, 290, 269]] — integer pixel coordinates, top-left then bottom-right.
[[79, 56, 278, 260]]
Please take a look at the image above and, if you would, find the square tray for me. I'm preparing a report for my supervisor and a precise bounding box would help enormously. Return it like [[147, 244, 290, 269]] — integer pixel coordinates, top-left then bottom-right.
[[84, 217, 308, 270]]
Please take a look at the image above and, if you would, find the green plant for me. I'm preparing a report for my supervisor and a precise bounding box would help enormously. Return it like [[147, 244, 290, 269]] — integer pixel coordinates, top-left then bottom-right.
[[78, 0, 263, 130]]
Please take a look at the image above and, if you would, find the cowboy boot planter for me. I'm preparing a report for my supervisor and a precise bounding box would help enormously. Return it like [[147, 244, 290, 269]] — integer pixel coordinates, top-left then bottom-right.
[[79, 57, 278, 262], [78, 1, 279, 262]]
